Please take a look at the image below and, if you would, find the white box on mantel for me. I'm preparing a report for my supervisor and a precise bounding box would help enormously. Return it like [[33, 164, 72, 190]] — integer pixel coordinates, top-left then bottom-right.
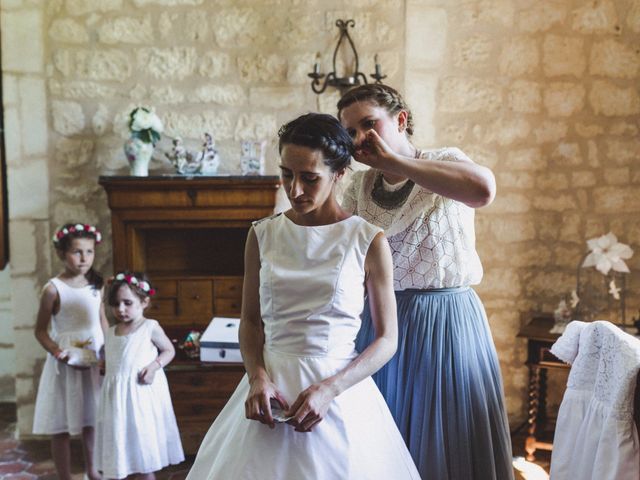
[[200, 317, 242, 363]]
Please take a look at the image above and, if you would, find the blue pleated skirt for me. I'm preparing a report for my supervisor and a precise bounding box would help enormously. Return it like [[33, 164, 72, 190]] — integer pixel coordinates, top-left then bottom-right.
[[356, 287, 514, 480]]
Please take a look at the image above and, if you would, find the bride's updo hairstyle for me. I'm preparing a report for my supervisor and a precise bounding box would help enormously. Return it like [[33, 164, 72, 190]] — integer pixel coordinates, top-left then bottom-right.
[[278, 113, 354, 173]]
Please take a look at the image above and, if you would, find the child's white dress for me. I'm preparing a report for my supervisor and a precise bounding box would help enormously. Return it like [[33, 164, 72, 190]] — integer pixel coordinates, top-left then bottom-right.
[[95, 319, 184, 479], [33, 277, 103, 435], [187, 213, 420, 480]]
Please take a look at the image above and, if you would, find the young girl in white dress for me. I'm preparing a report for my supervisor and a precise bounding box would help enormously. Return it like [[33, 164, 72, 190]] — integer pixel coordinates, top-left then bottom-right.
[[186, 113, 420, 479], [33, 222, 108, 480], [95, 272, 184, 479]]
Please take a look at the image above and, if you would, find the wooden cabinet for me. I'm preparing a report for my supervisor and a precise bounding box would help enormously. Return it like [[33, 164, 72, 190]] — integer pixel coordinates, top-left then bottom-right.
[[99, 175, 280, 454]]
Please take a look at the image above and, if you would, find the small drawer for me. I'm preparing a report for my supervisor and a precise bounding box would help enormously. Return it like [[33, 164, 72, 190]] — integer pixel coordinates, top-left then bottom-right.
[[152, 279, 177, 297], [148, 298, 177, 317], [215, 298, 241, 315], [214, 278, 243, 299], [178, 280, 213, 317]]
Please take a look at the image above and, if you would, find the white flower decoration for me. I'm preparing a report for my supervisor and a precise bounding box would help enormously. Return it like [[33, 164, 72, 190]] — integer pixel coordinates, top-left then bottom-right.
[[582, 232, 633, 275], [139, 281, 151, 292], [75, 224, 85, 231], [115, 273, 125, 281]]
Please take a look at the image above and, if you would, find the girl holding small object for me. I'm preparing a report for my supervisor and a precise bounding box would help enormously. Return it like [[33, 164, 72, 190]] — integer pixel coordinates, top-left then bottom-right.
[[33, 222, 108, 480], [95, 272, 184, 480]]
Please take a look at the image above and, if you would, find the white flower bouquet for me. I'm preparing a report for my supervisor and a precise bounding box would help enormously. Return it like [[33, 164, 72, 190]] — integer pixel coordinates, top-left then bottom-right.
[[128, 107, 163, 145]]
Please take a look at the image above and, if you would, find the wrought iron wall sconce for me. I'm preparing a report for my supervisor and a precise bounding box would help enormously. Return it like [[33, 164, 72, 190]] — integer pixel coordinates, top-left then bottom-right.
[[308, 19, 386, 95]]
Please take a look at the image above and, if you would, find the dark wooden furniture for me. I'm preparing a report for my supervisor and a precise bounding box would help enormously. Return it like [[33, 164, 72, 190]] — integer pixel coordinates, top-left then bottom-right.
[[518, 316, 640, 462], [517, 316, 565, 461], [99, 175, 280, 454]]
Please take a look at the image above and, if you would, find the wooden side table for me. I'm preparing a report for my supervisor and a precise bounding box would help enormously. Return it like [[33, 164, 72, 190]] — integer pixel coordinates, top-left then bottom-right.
[[517, 316, 567, 461]]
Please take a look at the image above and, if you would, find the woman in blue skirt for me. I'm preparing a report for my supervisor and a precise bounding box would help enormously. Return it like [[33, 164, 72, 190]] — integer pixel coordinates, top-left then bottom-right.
[[338, 84, 514, 480]]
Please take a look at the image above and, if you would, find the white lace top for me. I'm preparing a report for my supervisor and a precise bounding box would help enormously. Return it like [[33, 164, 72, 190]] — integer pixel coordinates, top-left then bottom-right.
[[549, 320, 640, 480], [342, 147, 483, 290]]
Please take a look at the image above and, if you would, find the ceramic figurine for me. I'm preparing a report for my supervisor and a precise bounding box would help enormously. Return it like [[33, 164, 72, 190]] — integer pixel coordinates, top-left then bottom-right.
[[240, 140, 266, 175]]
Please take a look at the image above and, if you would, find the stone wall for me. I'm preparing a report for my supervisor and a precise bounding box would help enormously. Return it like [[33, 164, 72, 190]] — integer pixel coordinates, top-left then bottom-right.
[[1, 0, 639, 436], [405, 0, 640, 420]]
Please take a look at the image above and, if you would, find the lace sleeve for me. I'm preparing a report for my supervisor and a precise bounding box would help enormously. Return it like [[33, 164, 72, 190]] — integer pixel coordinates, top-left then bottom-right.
[[426, 147, 473, 164], [550, 320, 588, 364]]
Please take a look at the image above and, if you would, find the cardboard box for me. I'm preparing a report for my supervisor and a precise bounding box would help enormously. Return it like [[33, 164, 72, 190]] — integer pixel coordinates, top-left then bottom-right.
[[200, 317, 242, 363]]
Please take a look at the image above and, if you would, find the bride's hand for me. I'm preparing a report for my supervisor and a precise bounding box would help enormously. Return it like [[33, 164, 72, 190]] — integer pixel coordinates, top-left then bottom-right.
[[353, 129, 395, 170], [245, 374, 289, 428], [286, 382, 336, 432]]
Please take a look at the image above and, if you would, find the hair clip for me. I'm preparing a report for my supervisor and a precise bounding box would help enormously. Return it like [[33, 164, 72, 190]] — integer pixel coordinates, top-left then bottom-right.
[[52, 223, 102, 245]]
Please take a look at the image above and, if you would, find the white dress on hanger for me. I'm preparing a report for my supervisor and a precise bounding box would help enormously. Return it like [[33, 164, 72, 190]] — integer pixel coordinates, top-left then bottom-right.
[[550, 320, 640, 480], [187, 213, 420, 480]]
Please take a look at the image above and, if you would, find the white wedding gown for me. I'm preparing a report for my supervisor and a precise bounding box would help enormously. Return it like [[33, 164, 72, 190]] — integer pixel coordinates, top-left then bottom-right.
[[187, 213, 420, 480]]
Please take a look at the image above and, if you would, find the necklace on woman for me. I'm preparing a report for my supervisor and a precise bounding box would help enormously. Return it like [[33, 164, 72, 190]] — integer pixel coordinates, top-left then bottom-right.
[[370, 148, 420, 210]]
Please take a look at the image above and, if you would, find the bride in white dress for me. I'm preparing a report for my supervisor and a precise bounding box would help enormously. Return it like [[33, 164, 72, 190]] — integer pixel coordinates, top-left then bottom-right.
[[187, 113, 420, 480]]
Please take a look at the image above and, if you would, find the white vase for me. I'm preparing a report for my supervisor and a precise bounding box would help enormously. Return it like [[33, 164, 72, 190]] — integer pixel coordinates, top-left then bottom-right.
[[124, 136, 154, 176]]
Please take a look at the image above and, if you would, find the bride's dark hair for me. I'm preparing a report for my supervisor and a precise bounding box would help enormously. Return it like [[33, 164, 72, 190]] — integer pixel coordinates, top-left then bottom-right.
[[278, 113, 354, 172]]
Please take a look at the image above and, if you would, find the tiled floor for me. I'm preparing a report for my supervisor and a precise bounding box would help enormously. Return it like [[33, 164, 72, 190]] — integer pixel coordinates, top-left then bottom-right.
[[0, 404, 191, 479], [1, 402, 550, 479]]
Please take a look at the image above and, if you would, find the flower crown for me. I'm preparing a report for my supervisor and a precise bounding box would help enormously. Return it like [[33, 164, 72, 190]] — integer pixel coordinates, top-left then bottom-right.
[[111, 272, 156, 296], [53, 223, 102, 245]]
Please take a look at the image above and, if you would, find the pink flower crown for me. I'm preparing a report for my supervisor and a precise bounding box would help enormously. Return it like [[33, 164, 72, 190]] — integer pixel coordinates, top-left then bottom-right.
[[53, 223, 102, 245], [110, 272, 156, 296]]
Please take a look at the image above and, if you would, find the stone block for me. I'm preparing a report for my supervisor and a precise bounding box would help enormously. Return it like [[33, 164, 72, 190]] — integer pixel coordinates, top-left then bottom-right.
[[197, 85, 247, 106], [238, 54, 286, 83], [543, 82, 585, 117], [453, 35, 493, 69], [133, 0, 203, 5], [98, 15, 153, 44], [551, 142, 582, 166], [575, 122, 604, 138], [406, 7, 447, 68], [66, 0, 123, 15], [49, 79, 116, 99], [137, 47, 197, 79], [503, 147, 546, 171], [628, 1, 640, 33], [605, 138, 640, 166], [438, 77, 502, 113], [543, 35, 585, 77], [481, 117, 531, 146], [590, 39, 640, 78], [249, 87, 303, 109], [589, 80, 640, 116], [593, 187, 640, 213], [8, 159, 49, 220], [486, 193, 531, 213], [508, 80, 541, 113], [571, 171, 597, 187], [19, 77, 48, 156], [9, 277, 39, 329], [52, 201, 98, 228], [533, 194, 577, 211], [76, 49, 132, 80], [212, 8, 261, 48], [55, 137, 95, 168], [3, 107, 22, 166], [517, 0, 568, 32], [604, 168, 630, 185], [481, 268, 522, 296], [1, 9, 43, 73], [496, 172, 535, 189], [536, 172, 569, 190], [498, 37, 538, 77], [9, 222, 36, 275], [149, 85, 185, 105], [534, 120, 568, 143], [609, 121, 638, 136], [92, 104, 110, 135], [3, 74, 18, 105], [49, 18, 88, 43], [234, 113, 277, 141], [405, 74, 437, 146], [198, 52, 231, 79], [51, 100, 85, 135], [571, 0, 619, 34]]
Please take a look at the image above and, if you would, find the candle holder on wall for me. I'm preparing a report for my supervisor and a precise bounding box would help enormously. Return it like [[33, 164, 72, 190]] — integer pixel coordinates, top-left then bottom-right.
[[308, 19, 386, 95]]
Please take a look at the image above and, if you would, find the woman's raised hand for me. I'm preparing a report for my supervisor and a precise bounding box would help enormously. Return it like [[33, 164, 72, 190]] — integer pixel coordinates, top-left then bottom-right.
[[353, 129, 394, 169], [244, 373, 289, 428], [286, 382, 336, 433]]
